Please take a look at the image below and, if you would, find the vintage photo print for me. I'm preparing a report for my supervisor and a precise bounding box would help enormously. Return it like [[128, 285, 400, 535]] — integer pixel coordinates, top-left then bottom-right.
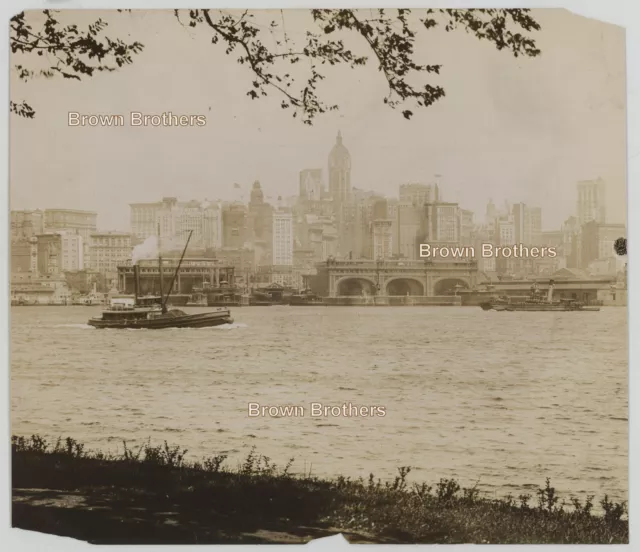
[[9, 6, 628, 545]]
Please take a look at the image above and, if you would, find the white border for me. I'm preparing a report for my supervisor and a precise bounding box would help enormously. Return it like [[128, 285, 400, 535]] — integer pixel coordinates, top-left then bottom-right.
[[1, 1, 636, 551]]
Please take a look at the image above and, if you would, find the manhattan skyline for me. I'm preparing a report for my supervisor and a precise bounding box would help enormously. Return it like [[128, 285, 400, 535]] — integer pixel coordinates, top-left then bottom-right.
[[10, 9, 627, 231]]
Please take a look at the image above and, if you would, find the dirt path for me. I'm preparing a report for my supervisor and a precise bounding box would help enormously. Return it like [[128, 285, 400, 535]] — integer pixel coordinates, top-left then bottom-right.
[[13, 487, 384, 544]]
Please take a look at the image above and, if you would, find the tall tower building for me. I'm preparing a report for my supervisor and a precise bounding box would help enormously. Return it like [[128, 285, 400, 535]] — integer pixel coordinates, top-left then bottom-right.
[[423, 202, 461, 244], [485, 199, 497, 225], [328, 131, 351, 206], [299, 169, 324, 201], [222, 203, 247, 249], [396, 203, 423, 259], [577, 178, 606, 226], [512, 203, 542, 245], [272, 209, 294, 266]]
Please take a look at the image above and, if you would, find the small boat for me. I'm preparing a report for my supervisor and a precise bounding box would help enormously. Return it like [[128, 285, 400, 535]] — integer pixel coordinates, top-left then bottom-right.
[[88, 230, 234, 329], [289, 289, 324, 306], [480, 280, 600, 312], [249, 290, 273, 306]]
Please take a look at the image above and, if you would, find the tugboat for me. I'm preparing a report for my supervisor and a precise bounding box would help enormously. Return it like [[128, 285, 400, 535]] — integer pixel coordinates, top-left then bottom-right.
[[249, 290, 273, 306], [88, 231, 233, 329], [480, 280, 600, 312], [289, 289, 324, 306]]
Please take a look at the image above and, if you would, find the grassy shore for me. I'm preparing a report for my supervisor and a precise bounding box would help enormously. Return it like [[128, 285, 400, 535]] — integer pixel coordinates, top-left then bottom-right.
[[12, 435, 628, 544]]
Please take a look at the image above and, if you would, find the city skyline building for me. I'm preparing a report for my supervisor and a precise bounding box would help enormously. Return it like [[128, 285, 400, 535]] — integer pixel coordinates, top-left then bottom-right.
[[299, 169, 324, 201], [272, 209, 294, 266], [371, 219, 393, 260], [577, 177, 607, 227], [130, 197, 222, 250], [580, 221, 626, 270], [328, 131, 351, 207], [423, 202, 461, 244], [60, 233, 84, 272], [396, 203, 423, 260], [512, 203, 542, 246], [43, 208, 96, 269], [89, 231, 132, 275], [399, 183, 440, 206], [11, 209, 44, 242], [222, 202, 248, 249]]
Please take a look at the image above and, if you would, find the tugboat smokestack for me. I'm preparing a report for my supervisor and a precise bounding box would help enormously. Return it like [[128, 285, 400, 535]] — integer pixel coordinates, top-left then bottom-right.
[[547, 280, 555, 303], [133, 264, 140, 304]]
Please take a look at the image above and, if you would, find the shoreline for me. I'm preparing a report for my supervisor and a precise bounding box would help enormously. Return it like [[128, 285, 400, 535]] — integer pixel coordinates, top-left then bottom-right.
[[12, 435, 628, 545]]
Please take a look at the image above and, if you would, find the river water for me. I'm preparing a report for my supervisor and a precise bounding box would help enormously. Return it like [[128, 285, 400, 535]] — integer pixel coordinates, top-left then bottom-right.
[[11, 306, 628, 504]]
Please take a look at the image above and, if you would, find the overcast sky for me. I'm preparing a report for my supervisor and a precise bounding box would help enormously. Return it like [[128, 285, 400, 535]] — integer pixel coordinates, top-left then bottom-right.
[[9, 8, 627, 231]]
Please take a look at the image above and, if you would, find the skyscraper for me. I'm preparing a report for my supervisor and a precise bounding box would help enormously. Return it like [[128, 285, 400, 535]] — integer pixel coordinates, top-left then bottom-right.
[[577, 178, 606, 226], [130, 198, 222, 250], [328, 131, 351, 206], [299, 169, 324, 201], [399, 183, 440, 206], [512, 203, 542, 245], [460, 209, 475, 246], [423, 202, 461, 244], [580, 221, 626, 269], [396, 203, 423, 259], [222, 203, 247, 249], [272, 209, 294, 266]]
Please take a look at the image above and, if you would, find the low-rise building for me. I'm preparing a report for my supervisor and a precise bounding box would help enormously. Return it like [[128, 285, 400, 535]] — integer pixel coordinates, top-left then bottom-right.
[[10, 273, 72, 305]]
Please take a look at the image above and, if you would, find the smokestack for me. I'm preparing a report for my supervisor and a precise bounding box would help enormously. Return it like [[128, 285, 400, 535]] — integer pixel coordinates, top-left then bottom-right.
[[133, 264, 140, 304], [547, 280, 554, 303]]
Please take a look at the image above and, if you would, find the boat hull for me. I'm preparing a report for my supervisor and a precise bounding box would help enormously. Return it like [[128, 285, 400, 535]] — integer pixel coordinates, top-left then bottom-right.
[[482, 303, 600, 312], [88, 311, 233, 329], [504, 306, 600, 312]]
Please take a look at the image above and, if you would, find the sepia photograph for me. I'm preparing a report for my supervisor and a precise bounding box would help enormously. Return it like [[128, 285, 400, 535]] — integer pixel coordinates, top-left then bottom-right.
[[9, 6, 629, 545]]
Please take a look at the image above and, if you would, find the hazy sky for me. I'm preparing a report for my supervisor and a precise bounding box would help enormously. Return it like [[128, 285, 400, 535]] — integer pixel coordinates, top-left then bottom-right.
[[10, 8, 627, 231]]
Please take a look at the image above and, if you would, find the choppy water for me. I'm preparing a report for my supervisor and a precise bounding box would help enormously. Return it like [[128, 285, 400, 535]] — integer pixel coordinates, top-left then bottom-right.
[[11, 306, 628, 503]]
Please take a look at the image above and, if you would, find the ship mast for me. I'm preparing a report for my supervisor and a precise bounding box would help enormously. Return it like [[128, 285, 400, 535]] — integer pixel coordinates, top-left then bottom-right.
[[161, 230, 193, 313]]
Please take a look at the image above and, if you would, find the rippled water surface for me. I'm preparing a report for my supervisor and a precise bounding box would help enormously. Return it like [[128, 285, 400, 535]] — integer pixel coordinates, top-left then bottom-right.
[[11, 306, 628, 502]]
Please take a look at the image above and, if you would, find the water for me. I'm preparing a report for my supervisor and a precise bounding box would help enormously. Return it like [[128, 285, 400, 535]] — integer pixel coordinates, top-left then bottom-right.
[[11, 306, 628, 504]]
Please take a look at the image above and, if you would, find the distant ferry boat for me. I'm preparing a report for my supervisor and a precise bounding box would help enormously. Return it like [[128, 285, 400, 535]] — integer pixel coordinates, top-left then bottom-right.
[[480, 280, 600, 312], [249, 290, 273, 306], [289, 289, 324, 306], [207, 284, 245, 306]]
